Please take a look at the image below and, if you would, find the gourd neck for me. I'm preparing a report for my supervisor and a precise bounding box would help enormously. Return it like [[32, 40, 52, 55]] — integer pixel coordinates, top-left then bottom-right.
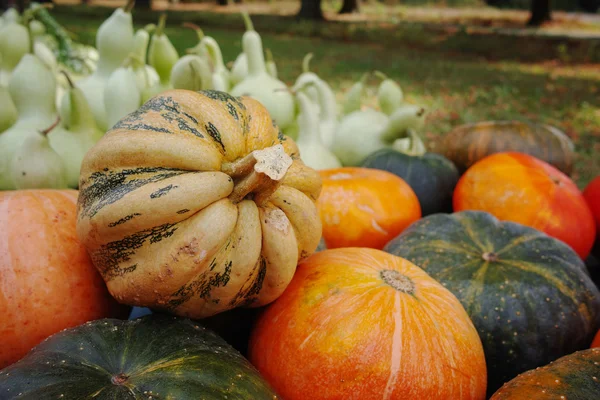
[[95, 4, 134, 76], [242, 12, 266, 76], [380, 105, 426, 143], [9, 54, 56, 120], [202, 37, 226, 71], [61, 71, 98, 133], [392, 129, 427, 156], [295, 90, 324, 146], [132, 29, 150, 63], [343, 71, 370, 114], [182, 22, 205, 55]]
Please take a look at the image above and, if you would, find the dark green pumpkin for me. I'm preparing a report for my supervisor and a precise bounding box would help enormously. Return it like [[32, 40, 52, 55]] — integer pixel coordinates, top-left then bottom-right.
[[490, 348, 600, 399], [0, 315, 279, 400], [384, 210, 600, 396], [442, 120, 575, 175], [361, 144, 459, 216]]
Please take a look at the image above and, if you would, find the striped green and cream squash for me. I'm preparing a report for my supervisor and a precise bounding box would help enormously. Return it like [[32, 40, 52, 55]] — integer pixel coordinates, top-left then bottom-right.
[[76, 89, 323, 319], [384, 210, 600, 396], [0, 315, 280, 399]]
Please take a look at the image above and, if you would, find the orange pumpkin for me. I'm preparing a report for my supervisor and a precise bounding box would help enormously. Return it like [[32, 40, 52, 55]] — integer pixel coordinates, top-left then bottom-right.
[[248, 248, 487, 400], [317, 167, 421, 249], [592, 330, 600, 348], [453, 152, 596, 259], [0, 190, 129, 369]]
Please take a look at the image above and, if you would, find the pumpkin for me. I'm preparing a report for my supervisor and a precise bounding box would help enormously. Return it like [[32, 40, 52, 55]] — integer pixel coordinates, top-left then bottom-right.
[[584, 176, 600, 258], [442, 120, 575, 175], [0, 190, 128, 369], [75, 89, 322, 319], [490, 348, 600, 399], [384, 210, 600, 396], [248, 248, 488, 400], [453, 152, 596, 259], [592, 330, 600, 348], [317, 167, 421, 249], [360, 138, 459, 216], [0, 315, 280, 399]]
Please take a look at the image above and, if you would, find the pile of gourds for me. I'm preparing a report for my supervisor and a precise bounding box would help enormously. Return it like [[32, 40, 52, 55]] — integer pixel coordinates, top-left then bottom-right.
[[0, 2, 429, 191]]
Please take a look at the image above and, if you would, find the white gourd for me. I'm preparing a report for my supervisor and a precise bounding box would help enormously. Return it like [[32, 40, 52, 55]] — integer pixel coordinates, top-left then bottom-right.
[[59, 0, 135, 131], [0, 85, 17, 133], [230, 12, 294, 131], [104, 65, 141, 130], [0, 22, 31, 86], [294, 91, 341, 170]]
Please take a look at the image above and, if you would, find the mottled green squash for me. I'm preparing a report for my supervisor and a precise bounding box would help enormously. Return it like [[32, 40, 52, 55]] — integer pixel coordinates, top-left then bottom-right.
[[490, 348, 600, 399], [0, 315, 280, 399], [384, 210, 600, 396]]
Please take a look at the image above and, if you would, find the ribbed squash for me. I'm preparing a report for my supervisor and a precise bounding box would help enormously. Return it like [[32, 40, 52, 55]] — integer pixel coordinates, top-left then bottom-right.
[[442, 120, 575, 175], [490, 348, 600, 399], [384, 211, 600, 396], [76, 89, 322, 319], [0, 315, 280, 399]]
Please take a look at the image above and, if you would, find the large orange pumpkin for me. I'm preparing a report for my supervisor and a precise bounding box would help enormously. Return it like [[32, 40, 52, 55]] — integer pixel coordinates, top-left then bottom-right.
[[317, 167, 421, 249], [0, 190, 129, 369], [248, 248, 487, 400], [454, 152, 596, 259]]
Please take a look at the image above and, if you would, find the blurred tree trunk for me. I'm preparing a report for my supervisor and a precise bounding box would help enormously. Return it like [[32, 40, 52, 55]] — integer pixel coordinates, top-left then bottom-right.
[[527, 0, 551, 26], [297, 0, 324, 20], [339, 0, 359, 14], [137, 0, 152, 10]]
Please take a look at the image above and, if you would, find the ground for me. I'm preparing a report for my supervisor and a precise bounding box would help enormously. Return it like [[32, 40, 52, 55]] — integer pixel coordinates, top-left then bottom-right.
[[53, 1, 600, 188]]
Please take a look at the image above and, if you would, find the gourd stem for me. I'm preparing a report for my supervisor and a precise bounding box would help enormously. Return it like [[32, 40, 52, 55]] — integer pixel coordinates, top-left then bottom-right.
[[182, 22, 205, 41], [226, 144, 292, 205], [265, 48, 274, 63], [295, 90, 323, 145], [156, 14, 167, 37], [242, 11, 255, 31], [374, 70, 388, 81], [39, 116, 61, 136], [302, 53, 313, 73], [380, 106, 426, 143], [123, 0, 136, 13], [60, 70, 75, 89]]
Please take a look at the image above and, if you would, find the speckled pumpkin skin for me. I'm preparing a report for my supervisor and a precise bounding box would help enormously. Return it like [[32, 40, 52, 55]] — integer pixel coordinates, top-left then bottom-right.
[[0, 315, 280, 399], [384, 210, 600, 396], [490, 348, 600, 399]]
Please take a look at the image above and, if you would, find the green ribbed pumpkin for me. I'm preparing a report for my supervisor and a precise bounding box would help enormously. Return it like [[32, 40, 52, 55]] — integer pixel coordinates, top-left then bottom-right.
[[0, 315, 279, 399], [384, 211, 600, 396], [490, 348, 600, 399]]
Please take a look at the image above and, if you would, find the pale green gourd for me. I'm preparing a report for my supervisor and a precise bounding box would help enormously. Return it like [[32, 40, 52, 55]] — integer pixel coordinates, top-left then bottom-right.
[[128, 26, 160, 92], [294, 91, 341, 170], [294, 53, 320, 106], [200, 36, 230, 91], [0, 53, 61, 189], [58, 71, 103, 142], [2, 8, 20, 24], [0, 85, 17, 133], [342, 72, 370, 115], [392, 128, 427, 156], [142, 14, 179, 102], [332, 103, 426, 166], [33, 40, 57, 72], [59, 0, 135, 131], [10, 118, 68, 190], [28, 19, 46, 38], [292, 72, 339, 150], [183, 22, 208, 60], [104, 62, 141, 130], [265, 48, 277, 79], [230, 52, 247, 86], [230, 12, 294, 130], [374, 70, 404, 116], [170, 54, 212, 91], [0, 22, 31, 86]]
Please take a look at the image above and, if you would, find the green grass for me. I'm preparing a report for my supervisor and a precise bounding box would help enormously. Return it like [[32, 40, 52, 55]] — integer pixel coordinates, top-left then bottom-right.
[[55, 12, 600, 188]]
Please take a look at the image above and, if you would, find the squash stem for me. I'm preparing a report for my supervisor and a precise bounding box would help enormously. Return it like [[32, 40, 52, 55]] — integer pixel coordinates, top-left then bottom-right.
[[374, 70, 388, 81], [182, 22, 205, 41], [60, 70, 75, 89], [123, 0, 136, 13], [156, 14, 167, 37], [241, 11, 255, 31], [302, 53, 314, 73], [39, 116, 61, 136]]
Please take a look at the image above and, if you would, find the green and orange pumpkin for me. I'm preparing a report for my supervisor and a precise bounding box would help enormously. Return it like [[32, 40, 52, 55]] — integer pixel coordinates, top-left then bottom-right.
[[384, 210, 600, 395], [490, 348, 600, 399]]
